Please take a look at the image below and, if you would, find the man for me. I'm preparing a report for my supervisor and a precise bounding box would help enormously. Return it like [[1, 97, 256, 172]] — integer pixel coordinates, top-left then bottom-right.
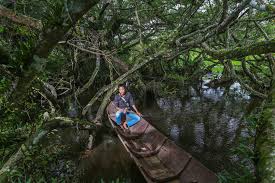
[[113, 84, 142, 129]]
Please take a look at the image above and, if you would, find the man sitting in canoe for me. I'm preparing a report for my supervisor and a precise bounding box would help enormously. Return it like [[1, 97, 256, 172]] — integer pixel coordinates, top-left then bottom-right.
[[114, 84, 142, 129]]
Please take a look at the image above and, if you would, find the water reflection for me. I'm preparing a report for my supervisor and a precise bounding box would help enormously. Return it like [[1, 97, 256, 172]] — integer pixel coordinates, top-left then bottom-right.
[[143, 82, 257, 172], [76, 135, 146, 183], [46, 81, 258, 182]]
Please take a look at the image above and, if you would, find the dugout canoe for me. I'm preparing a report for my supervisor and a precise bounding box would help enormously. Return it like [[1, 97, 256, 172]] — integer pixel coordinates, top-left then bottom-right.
[[106, 102, 218, 183]]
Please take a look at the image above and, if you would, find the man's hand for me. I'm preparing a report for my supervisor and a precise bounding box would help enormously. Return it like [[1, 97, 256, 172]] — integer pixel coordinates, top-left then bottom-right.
[[118, 108, 127, 114], [136, 111, 142, 116], [132, 105, 142, 116]]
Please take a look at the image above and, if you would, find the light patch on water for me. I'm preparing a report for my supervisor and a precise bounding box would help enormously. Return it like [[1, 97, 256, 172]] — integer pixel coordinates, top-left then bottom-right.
[[170, 124, 180, 142], [226, 118, 240, 143], [190, 86, 197, 96], [202, 79, 211, 89], [230, 154, 240, 163], [157, 97, 182, 114], [194, 122, 205, 151], [216, 136, 223, 147], [191, 96, 201, 100], [203, 87, 225, 101], [230, 82, 241, 90], [230, 82, 251, 99], [240, 128, 251, 138]]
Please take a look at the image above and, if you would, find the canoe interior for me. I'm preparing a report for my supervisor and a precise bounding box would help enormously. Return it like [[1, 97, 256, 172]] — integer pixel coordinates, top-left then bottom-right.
[[106, 102, 218, 183]]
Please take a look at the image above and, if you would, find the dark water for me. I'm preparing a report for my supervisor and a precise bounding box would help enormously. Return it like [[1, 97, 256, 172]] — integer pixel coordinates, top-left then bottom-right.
[[46, 81, 259, 182], [75, 81, 259, 182], [77, 135, 146, 183], [141, 81, 258, 172]]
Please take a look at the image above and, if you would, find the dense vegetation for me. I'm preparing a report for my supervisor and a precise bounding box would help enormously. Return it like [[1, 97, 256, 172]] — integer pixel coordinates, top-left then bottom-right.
[[0, 0, 274, 182]]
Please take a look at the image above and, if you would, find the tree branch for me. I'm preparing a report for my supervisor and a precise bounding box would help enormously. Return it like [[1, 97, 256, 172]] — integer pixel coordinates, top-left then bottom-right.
[[201, 39, 275, 59], [0, 5, 42, 29], [10, 0, 100, 103], [82, 52, 163, 115], [76, 54, 101, 96]]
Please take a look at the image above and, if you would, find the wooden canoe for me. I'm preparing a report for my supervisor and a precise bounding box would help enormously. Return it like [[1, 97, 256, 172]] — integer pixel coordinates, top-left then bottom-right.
[[106, 102, 218, 183]]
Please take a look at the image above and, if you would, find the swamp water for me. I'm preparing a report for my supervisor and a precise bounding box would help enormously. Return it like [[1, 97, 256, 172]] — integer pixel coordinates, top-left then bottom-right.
[[43, 81, 259, 182]]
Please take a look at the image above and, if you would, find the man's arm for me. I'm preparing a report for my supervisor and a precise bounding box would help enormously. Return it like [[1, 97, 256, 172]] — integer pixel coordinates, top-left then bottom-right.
[[114, 95, 121, 110], [132, 105, 141, 116], [129, 93, 142, 116], [114, 95, 127, 113]]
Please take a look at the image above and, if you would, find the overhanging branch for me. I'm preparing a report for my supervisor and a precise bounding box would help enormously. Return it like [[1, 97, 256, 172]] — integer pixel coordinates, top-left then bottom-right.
[[201, 39, 275, 59], [0, 5, 42, 29]]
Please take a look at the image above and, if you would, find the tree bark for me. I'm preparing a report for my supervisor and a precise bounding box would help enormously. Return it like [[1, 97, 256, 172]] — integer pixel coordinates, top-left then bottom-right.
[[201, 39, 275, 59], [10, 0, 100, 103], [76, 54, 101, 96], [82, 52, 163, 115], [94, 87, 117, 123], [0, 5, 42, 29]]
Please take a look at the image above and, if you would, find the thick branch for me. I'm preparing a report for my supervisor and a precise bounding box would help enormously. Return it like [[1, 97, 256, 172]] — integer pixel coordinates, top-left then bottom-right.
[[219, 0, 228, 23], [241, 59, 266, 88], [201, 39, 275, 59], [10, 0, 100, 102], [76, 54, 101, 96], [94, 87, 117, 124], [216, 0, 251, 32], [82, 53, 163, 115], [176, 0, 251, 47], [0, 5, 42, 29]]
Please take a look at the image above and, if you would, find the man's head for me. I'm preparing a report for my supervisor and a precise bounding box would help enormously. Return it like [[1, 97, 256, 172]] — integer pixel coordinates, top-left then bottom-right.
[[118, 84, 126, 96]]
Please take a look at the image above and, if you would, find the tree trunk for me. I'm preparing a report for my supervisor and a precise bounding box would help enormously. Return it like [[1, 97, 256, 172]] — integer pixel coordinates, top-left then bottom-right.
[[10, 0, 100, 103]]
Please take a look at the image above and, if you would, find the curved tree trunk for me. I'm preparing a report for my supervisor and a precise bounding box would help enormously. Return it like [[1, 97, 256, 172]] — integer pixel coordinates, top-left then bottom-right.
[[76, 53, 101, 96], [10, 0, 100, 103]]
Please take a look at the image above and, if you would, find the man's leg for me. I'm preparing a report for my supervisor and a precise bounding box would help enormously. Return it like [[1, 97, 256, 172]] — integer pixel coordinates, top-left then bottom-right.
[[115, 111, 123, 125], [126, 112, 141, 127]]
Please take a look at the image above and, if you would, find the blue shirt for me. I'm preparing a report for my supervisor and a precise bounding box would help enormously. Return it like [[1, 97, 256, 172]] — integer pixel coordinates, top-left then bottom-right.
[[114, 92, 134, 109]]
